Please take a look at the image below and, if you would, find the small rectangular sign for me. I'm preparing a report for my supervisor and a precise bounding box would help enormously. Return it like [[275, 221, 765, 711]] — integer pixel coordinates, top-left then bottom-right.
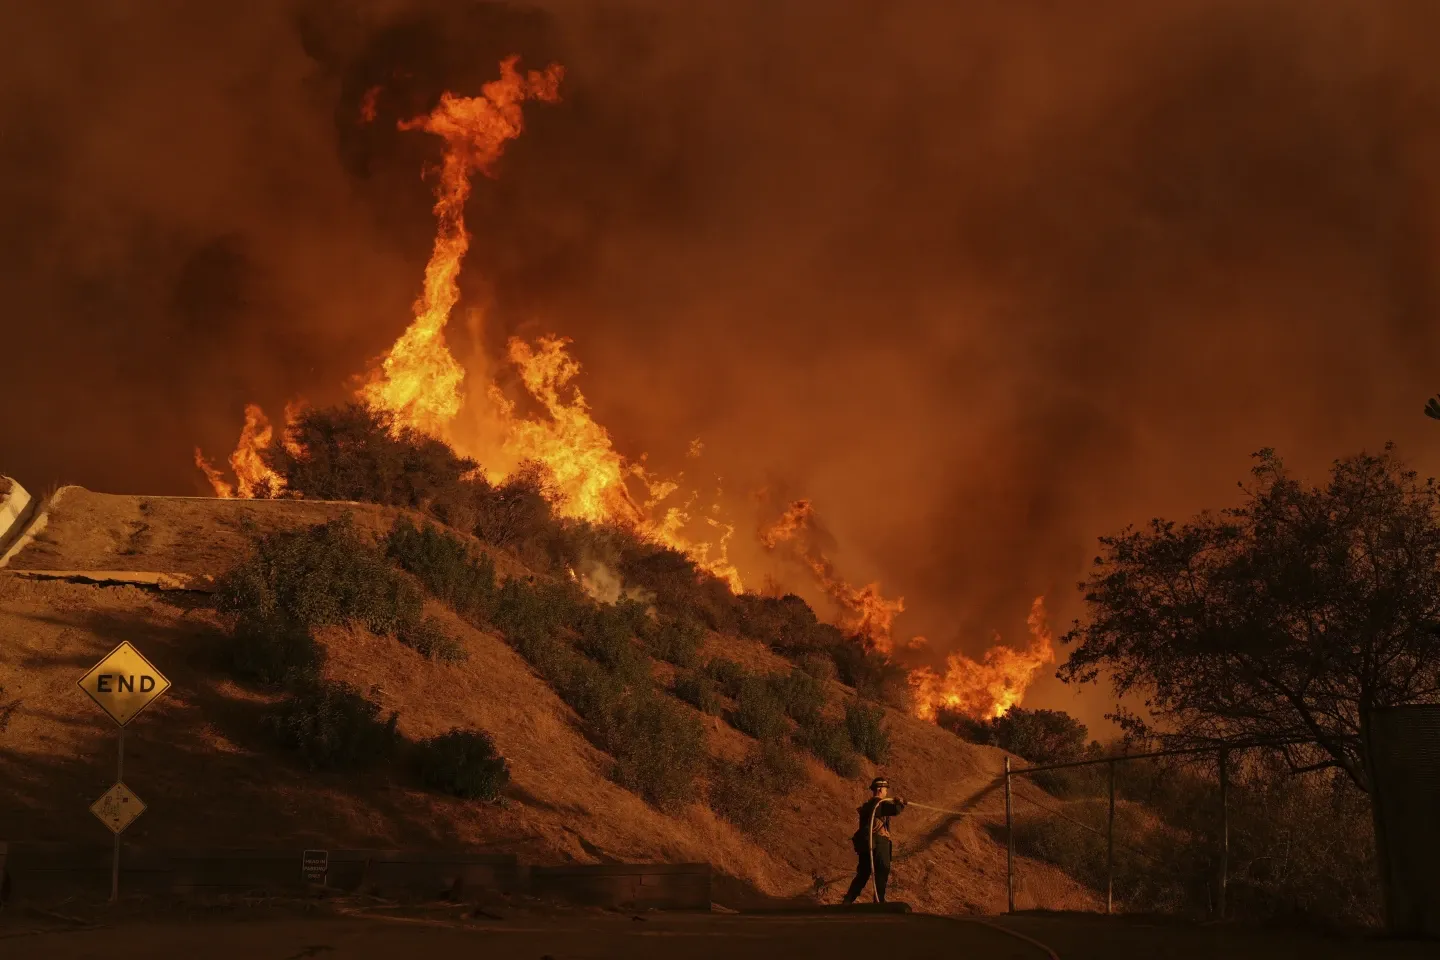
[[302, 849, 328, 885]]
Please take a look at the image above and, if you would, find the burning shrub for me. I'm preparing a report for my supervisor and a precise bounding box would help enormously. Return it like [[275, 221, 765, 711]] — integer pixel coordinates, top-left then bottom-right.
[[385, 517, 497, 623], [216, 515, 423, 637], [399, 616, 468, 663], [844, 698, 891, 764], [264, 679, 399, 771], [768, 667, 828, 725], [415, 728, 510, 801], [672, 669, 723, 715], [797, 715, 860, 778], [617, 541, 740, 630], [225, 613, 326, 688], [732, 675, 789, 741], [607, 692, 708, 811], [642, 614, 705, 669], [703, 657, 747, 699]]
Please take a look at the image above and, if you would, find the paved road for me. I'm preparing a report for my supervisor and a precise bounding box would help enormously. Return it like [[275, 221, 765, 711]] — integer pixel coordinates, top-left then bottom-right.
[[2, 912, 1049, 960]]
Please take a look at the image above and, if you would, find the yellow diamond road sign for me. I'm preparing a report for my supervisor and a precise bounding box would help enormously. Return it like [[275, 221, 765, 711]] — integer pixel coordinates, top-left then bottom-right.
[[77, 641, 171, 726], [91, 781, 145, 834]]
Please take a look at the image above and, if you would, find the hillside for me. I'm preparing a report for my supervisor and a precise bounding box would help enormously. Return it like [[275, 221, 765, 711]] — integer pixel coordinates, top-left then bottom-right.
[[0, 486, 1095, 913]]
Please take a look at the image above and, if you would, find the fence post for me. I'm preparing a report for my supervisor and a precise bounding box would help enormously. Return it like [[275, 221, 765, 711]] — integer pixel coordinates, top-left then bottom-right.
[[1217, 748, 1229, 921], [1107, 759, 1116, 915], [1004, 756, 1015, 914]]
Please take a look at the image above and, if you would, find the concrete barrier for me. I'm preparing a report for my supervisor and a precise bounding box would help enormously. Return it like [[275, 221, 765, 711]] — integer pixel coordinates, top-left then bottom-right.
[[0, 843, 520, 901], [0, 476, 36, 564], [529, 863, 713, 910]]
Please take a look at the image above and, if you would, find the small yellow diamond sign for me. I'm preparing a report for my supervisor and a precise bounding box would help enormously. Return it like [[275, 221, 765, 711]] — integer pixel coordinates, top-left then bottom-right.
[[77, 641, 171, 726], [91, 781, 145, 834]]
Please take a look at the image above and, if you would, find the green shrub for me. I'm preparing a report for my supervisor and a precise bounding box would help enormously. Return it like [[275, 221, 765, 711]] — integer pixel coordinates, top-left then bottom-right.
[[797, 652, 837, 683], [672, 669, 723, 715], [704, 657, 747, 699], [708, 755, 774, 834], [608, 693, 707, 811], [707, 740, 808, 834], [400, 616, 468, 663], [260, 402, 483, 510], [643, 615, 705, 669], [385, 517, 497, 623], [757, 738, 807, 794], [0, 684, 20, 734], [769, 667, 828, 725], [573, 603, 645, 675], [264, 679, 399, 770], [798, 715, 860, 777], [415, 728, 510, 800], [472, 462, 559, 565], [829, 643, 910, 709], [216, 515, 422, 636], [844, 698, 891, 764], [732, 675, 789, 741], [491, 576, 580, 646], [225, 613, 325, 687], [555, 651, 630, 742]]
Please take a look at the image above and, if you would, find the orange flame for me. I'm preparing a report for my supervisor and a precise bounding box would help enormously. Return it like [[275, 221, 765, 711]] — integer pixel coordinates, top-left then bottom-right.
[[908, 596, 1057, 722], [202, 58, 737, 586], [360, 85, 380, 124], [360, 57, 564, 435], [195, 403, 287, 499], [760, 499, 905, 650]]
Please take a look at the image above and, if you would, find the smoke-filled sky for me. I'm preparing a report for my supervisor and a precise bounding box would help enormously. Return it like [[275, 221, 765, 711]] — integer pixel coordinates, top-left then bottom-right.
[[4, 0, 1440, 730]]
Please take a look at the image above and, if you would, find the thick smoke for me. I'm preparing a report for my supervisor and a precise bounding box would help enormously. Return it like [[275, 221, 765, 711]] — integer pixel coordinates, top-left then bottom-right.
[[4, 1, 1440, 729]]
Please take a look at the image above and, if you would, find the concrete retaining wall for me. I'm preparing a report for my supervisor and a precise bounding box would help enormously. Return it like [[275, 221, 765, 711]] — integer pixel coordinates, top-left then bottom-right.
[[0, 843, 712, 909], [0, 843, 520, 901], [0, 476, 35, 564], [530, 863, 713, 910]]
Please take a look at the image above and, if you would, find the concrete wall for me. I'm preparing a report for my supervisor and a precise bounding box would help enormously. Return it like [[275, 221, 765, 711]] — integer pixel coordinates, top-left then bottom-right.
[[0, 843, 713, 910], [0, 843, 519, 901], [0, 476, 35, 564], [530, 863, 713, 910]]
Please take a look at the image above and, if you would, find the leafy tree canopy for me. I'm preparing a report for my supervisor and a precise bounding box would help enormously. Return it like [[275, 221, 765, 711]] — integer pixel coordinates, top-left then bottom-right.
[[1060, 445, 1440, 792]]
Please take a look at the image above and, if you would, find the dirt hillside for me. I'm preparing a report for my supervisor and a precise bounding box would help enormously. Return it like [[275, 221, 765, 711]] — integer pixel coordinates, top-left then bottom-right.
[[0, 487, 1094, 913]]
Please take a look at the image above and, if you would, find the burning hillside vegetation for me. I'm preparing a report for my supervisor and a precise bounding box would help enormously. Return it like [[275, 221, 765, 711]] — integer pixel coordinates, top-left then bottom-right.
[[195, 55, 1051, 722]]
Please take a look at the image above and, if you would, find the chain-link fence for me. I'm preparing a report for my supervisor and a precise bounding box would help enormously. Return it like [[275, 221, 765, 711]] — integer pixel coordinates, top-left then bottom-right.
[[999, 743, 1384, 927]]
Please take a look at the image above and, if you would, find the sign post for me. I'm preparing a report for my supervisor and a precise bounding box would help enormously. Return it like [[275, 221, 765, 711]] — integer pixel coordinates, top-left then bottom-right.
[[77, 642, 170, 902]]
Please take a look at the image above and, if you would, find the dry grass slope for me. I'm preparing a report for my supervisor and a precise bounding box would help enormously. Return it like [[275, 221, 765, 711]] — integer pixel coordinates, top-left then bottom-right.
[[0, 487, 1095, 913]]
